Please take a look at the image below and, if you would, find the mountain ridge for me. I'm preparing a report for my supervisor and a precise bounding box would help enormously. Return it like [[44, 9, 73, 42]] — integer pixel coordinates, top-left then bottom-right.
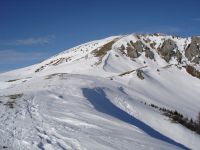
[[0, 33, 200, 150], [34, 33, 200, 75]]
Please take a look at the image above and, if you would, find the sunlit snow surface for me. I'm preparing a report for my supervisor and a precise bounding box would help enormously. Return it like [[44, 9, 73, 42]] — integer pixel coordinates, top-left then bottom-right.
[[0, 34, 200, 150]]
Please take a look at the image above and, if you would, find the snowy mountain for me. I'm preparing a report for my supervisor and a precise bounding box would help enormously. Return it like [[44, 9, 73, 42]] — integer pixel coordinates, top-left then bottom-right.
[[0, 33, 200, 150]]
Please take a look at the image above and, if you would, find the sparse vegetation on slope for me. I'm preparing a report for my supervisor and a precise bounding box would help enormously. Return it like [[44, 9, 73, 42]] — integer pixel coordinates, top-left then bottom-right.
[[4, 93, 23, 108], [147, 103, 200, 135], [119, 70, 135, 76], [35, 57, 71, 72], [7, 94, 23, 100], [6, 79, 20, 82], [94, 40, 116, 57]]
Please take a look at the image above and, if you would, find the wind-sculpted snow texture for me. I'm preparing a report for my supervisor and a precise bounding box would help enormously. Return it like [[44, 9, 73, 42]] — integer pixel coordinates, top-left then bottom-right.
[[82, 88, 188, 150], [0, 33, 200, 150]]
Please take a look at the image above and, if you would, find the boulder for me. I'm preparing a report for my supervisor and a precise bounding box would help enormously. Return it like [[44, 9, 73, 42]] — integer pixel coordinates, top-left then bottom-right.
[[136, 69, 144, 80]]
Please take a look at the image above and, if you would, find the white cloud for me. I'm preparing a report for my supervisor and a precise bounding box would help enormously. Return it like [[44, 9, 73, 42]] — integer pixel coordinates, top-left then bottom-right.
[[193, 18, 200, 21], [0, 49, 49, 63], [5, 35, 55, 46]]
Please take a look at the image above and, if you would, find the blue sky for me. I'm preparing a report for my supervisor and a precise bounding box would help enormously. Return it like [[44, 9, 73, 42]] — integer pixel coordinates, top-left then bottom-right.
[[0, 0, 200, 72]]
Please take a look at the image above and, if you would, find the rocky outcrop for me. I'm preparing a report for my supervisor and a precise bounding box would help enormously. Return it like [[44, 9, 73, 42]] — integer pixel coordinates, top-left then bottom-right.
[[119, 44, 126, 55], [136, 69, 144, 80], [185, 37, 200, 64], [126, 46, 140, 58], [192, 36, 200, 43], [158, 39, 177, 62], [130, 41, 144, 53], [125, 41, 146, 58], [150, 42, 156, 49], [120, 40, 155, 60], [176, 50, 182, 63], [119, 36, 200, 64], [185, 65, 200, 79], [145, 48, 155, 60], [126, 40, 155, 60]]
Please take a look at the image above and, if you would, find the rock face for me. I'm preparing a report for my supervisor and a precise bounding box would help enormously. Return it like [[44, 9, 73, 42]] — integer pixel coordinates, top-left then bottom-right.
[[119, 44, 126, 55], [136, 69, 144, 80], [130, 41, 144, 53], [158, 39, 177, 62], [125, 40, 156, 60], [176, 50, 182, 63], [145, 48, 155, 60], [117, 35, 200, 64], [126, 46, 140, 58], [125, 41, 145, 58], [185, 65, 200, 79], [191, 36, 200, 44], [185, 37, 200, 64]]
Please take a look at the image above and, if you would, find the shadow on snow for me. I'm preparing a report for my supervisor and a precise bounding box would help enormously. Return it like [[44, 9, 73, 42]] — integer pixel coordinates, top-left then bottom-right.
[[82, 87, 189, 150]]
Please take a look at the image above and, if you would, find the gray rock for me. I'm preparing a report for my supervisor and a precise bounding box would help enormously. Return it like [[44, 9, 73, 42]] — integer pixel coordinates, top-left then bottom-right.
[[185, 65, 200, 79], [126, 41, 148, 58], [150, 42, 156, 49], [185, 37, 200, 64], [176, 50, 182, 63], [145, 48, 155, 60], [120, 44, 125, 51], [191, 36, 200, 44], [130, 41, 144, 53], [158, 39, 177, 62], [119, 44, 126, 55], [136, 69, 144, 80], [126, 46, 140, 58]]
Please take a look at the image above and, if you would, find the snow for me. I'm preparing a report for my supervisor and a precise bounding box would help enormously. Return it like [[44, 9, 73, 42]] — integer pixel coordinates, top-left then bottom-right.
[[0, 34, 200, 150]]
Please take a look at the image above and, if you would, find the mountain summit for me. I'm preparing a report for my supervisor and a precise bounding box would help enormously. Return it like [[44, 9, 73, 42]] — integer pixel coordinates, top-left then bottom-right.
[[0, 33, 200, 150]]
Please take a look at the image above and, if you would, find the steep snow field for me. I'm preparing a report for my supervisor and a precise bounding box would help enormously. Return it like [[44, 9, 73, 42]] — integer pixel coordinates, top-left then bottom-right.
[[0, 34, 200, 150]]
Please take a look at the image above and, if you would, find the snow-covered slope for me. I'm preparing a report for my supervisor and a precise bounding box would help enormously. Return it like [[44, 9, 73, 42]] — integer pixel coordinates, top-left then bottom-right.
[[0, 33, 200, 150]]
